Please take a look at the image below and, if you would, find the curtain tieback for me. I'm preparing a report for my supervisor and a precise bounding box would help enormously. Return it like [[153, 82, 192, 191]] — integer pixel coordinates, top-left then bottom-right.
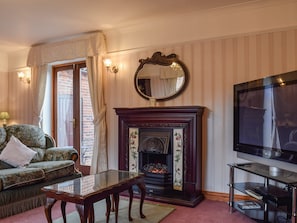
[[93, 106, 106, 125]]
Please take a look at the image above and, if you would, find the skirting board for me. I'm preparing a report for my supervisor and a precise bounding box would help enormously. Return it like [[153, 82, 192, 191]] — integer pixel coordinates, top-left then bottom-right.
[[203, 191, 252, 203]]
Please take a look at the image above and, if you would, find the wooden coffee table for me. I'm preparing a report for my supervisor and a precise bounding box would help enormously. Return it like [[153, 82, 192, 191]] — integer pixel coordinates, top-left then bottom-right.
[[42, 170, 146, 223]]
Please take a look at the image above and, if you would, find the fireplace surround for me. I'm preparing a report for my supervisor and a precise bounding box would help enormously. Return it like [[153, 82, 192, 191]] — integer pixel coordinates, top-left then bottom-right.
[[115, 106, 204, 207]]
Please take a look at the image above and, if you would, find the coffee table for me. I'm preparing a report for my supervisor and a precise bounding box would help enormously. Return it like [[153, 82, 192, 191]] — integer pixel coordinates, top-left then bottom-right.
[[42, 170, 146, 223]]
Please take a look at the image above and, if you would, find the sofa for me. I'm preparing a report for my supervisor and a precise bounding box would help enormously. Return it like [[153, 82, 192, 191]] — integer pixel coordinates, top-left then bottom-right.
[[0, 124, 81, 218]]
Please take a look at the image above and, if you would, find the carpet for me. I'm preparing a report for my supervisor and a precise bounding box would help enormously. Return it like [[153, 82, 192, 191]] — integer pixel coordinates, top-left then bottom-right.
[[53, 198, 175, 223]]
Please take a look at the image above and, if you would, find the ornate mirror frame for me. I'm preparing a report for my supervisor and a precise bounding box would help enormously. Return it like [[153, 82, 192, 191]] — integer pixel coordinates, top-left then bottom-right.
[[134, 52, 189, 101]]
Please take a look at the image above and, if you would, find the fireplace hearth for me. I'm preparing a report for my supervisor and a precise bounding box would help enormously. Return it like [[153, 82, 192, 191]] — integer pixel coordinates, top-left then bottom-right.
[[115, 106, 205, 207]]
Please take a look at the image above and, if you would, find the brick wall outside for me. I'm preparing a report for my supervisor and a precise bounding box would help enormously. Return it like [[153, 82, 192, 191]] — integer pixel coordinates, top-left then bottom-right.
[[58, 69, 94, 165]]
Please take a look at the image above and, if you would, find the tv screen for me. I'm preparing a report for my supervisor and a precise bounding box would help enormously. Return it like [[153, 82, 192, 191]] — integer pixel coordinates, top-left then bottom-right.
[[234, 70, 297, 165]]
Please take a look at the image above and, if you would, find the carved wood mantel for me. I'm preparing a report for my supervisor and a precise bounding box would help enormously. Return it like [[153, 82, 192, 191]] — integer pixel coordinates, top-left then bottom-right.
[[114, 106, 205, 207]]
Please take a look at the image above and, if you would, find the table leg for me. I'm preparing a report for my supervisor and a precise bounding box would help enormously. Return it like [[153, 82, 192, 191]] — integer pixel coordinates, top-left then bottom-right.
[[89, 204, 94, 223], [113, 193, 120, 223], [61, 201, 66, 223], [106, 196, 111, 223], [111, 194, 115, 212], [44, 198, 57, 223], [128, 187, 133, 221], [76, 204, 93, 223], [137, 182, 146, 219]]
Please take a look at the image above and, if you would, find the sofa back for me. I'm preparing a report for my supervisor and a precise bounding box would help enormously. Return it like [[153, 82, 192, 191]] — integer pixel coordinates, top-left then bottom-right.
[[1, 124, 48, 162], [5, 125, 46, 148]]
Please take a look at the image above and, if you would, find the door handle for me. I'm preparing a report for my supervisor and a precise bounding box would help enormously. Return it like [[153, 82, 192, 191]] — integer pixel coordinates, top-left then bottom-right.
[[70, 118, 76, 129]]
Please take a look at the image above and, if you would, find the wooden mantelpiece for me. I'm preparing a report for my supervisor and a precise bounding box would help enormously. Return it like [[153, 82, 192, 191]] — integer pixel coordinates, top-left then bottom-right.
[[114, 106, 205, 207]]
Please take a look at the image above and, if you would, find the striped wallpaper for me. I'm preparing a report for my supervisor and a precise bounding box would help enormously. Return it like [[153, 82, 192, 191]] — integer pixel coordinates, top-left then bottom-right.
[[105, 28, 297, 193], [5, 27, 297, 193]]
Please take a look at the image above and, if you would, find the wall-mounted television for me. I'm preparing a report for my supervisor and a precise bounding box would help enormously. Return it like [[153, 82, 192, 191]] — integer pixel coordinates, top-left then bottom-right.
[[234, 70, 297, 173]]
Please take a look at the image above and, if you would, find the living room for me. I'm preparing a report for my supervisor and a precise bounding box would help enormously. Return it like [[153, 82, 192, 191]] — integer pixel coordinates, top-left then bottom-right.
[[0, 0, 297, 222]]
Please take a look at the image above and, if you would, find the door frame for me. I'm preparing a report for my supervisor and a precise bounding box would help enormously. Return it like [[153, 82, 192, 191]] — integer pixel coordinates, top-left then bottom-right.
[[52, 61, 90, 175]]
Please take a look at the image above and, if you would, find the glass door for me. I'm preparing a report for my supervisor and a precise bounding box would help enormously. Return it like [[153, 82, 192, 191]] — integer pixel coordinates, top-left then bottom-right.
[[54, 62, 93, 175]]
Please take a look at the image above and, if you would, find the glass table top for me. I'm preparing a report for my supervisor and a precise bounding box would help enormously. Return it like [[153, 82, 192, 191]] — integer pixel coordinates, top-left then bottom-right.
[[43, 170, 143, 197], [230, 163, 297, 185]]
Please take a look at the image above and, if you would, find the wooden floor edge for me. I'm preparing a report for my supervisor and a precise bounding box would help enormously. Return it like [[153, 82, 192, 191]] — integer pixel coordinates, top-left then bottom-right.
[[203, 190, 250, 203]]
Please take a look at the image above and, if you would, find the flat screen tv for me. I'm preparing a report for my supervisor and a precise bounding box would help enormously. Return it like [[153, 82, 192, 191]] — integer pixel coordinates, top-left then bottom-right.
[[234, 70, 297, 173]]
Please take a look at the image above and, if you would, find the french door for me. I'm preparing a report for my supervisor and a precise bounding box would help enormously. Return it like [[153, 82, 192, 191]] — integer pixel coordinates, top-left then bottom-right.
[[53, 62, 94, 175]]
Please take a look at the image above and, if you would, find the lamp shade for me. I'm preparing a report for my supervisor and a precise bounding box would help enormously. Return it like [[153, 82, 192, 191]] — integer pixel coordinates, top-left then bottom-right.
[[104, 58, 112, 67], [0, 112, 9, 120]]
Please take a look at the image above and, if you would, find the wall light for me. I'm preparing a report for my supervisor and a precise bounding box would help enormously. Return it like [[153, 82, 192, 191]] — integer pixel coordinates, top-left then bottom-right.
[[0, 112, 9, 127], [103, 59, 119, 74], [17, 71, 31, 84]]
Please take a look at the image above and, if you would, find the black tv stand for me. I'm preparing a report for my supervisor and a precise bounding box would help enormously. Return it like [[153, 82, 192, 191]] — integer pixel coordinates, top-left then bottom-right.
[[228, 163, 297, 223], [268, 166, 284, 177]]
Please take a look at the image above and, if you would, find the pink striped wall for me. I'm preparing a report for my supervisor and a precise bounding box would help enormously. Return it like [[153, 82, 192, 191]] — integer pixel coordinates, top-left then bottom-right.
[[105, 28, 297, 192], [5, 27, 297, 193]]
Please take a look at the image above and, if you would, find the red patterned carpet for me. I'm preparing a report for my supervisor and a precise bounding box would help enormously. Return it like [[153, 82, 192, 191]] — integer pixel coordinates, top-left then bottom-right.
[[0, 199, 255, 223]]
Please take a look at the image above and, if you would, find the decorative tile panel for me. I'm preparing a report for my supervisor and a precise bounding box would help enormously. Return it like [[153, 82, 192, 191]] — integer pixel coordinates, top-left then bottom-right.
[[173, 128, 183, 191], [129, 128, 139, 172]]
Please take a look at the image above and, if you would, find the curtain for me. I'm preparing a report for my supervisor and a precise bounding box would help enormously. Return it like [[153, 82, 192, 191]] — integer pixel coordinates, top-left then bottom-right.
[[27, 32, 108, 172], [27, 32, 105, 66], [86, 56, 108, 173], [150, 76, 177, 98], [30, 65, 47, 126]]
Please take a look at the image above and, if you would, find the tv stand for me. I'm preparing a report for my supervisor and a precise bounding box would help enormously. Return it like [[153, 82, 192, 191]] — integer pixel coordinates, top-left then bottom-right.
[[269, 166, 283, 177], [228, 163, 297, 223]]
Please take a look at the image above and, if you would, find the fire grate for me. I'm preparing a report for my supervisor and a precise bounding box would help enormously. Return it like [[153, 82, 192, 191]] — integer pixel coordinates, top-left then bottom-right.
[[143, 163, 168, 174]]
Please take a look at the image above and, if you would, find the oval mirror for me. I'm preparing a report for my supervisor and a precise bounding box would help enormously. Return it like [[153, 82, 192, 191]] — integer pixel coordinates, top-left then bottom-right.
[[134, 52, 189, 101]]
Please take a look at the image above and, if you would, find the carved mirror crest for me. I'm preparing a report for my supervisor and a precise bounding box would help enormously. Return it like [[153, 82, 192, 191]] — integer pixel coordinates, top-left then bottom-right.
[[134, 52, 189, 101]]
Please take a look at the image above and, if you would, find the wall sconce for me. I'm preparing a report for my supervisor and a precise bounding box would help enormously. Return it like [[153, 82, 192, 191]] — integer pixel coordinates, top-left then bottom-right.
[[103, 59, 119, 74], [0, 112, 9, 127], [17, 71, 31, 84]]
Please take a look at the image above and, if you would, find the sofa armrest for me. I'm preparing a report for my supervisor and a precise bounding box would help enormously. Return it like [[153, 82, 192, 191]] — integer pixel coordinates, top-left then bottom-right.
[[44, 146, 79, 162], [45, 134, 56, 148]]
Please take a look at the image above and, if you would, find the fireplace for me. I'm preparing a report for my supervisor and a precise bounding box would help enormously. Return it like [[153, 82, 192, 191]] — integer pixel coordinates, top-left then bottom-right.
[[138, 129, 173, 195], [115, 106, 205, 207]]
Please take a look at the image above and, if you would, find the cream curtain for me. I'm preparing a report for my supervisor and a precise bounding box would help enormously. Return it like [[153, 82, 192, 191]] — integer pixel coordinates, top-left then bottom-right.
[[27, 32, 108, 172], [30, 65, 48, 126], [86, 56, 108, 173]]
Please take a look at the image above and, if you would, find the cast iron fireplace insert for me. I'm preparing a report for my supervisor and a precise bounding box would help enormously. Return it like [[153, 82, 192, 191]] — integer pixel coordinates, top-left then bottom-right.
[[138, 129, 173, 195]]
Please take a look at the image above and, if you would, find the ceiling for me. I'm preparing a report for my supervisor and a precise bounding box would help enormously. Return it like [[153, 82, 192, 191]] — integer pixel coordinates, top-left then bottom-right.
[[0, 0, 259, 53]]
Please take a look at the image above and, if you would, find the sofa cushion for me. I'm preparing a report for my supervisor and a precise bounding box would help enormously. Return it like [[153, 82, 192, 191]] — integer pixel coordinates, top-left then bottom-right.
[[5, 124, 46, 149], [0, 135, 37, 167], [0, 167, 45, 191], [27, 160, 75, 181]]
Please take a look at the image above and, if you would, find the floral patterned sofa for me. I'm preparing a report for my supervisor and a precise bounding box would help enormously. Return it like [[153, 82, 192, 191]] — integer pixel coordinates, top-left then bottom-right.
[[0, 124, 81, 218]]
